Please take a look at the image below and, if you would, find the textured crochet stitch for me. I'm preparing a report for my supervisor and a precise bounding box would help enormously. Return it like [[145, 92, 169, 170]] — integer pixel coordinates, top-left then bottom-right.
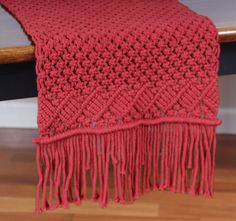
[[1, 0, 220, 213]]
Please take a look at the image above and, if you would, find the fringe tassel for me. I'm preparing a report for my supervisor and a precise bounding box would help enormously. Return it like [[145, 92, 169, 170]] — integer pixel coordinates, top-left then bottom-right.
[[35, 122, 217, 213]]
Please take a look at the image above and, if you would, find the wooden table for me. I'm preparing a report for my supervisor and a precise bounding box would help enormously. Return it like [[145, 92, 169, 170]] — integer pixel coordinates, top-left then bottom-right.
[[1, 0, 236, 64], [0, 0, 236, 101]]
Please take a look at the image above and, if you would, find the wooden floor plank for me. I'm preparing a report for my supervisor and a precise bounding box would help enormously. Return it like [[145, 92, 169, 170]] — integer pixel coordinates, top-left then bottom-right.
[[0, 129, 235, 220]]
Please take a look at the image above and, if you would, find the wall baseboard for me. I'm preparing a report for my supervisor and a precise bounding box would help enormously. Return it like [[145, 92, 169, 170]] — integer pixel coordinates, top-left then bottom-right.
[[0, 98, 37, 128], [217, 108, 236, 134], [0, 98, 235, 134]]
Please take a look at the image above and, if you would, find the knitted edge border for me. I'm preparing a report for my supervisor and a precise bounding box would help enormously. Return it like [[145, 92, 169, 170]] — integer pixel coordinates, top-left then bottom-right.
[[34, 119, 220, 213]]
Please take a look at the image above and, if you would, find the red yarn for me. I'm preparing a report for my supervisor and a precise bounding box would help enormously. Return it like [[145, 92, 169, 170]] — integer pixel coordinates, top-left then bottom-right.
[[0, 0, 221, 213]]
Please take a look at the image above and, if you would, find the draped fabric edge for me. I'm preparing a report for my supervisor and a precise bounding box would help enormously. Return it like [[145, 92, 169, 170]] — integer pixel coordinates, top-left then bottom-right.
[[34, 118, 221, 213]]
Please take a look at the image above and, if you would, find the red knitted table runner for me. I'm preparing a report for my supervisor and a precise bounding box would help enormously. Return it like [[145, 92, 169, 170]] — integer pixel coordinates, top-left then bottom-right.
[[1, 0, 221, 213]]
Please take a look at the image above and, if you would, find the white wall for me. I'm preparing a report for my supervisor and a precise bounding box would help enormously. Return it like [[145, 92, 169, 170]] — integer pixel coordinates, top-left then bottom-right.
[[217, 74, 236, 134], [0, 74, 236, 134]]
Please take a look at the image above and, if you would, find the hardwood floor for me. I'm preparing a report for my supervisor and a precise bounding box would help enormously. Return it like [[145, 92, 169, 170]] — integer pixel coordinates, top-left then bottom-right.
[[0, 129, 236, 221]]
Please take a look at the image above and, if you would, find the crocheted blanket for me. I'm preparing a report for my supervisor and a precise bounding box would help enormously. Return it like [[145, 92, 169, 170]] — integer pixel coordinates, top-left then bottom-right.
[[1, 0, 221, 213]]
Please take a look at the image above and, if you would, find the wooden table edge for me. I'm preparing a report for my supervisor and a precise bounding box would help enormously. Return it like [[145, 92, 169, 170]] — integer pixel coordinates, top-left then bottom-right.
[[218, 27, 236, 43], [0, 28, 236, 65], [0, 46, 34, 64]]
